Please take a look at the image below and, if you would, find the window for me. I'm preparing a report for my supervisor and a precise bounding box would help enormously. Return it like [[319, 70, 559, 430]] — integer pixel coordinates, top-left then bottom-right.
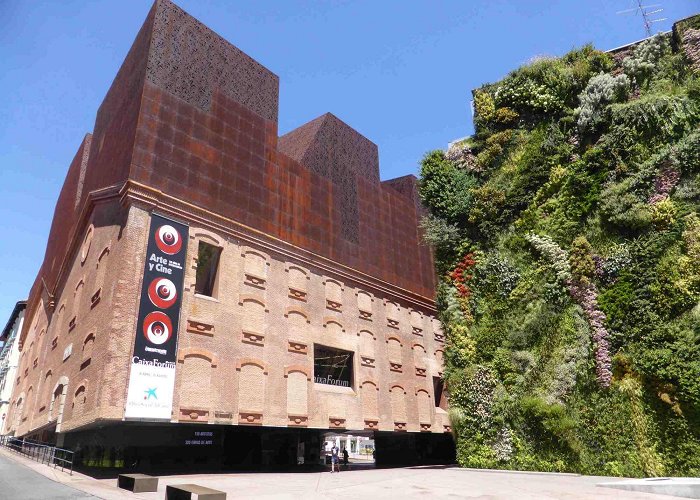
[[81, 333, 95, 370], [73, 279, 85, 319], [73, 386, 87, 415], [314, 345, 353, 388], [433, 376, 448, 410], [195, 242, 222, 297]]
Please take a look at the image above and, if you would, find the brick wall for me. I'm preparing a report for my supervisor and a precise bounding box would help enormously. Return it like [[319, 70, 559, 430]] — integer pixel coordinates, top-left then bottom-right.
[[10, 200, 448, 437], [168, 216, 448, 433], [9, 199, 133, 436]]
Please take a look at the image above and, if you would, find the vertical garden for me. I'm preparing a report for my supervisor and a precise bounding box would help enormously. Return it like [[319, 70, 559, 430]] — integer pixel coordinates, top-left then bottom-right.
[[419, 16, 700, 476]]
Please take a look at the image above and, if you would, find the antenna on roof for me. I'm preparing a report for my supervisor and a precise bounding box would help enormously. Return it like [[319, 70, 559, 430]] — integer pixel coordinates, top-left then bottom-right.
[[617, 1, 667, 37]]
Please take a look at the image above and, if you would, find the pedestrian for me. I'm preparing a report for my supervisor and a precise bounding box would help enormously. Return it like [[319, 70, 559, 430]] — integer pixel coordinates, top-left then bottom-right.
[[342, 448, 349, 467], [330, 444, 340, 473]]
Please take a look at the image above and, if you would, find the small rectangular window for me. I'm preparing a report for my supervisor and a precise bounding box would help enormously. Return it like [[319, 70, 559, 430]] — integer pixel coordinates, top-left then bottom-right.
[[314, 345, 354, 388], [433, 376, 448, 410], [195, 242, 222, 297]]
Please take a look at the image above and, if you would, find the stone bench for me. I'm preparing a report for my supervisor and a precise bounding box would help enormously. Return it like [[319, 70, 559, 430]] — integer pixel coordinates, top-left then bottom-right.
[[117, 473, 159, 493], [166, 484, 226, 500]]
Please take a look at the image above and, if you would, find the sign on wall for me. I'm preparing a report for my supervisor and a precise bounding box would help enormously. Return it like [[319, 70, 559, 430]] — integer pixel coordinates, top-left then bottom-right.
[[125, 213, 189, 419], [313, 344, 353, 388]]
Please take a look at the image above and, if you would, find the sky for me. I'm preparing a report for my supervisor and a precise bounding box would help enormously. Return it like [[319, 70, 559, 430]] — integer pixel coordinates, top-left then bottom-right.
[[0, 0, 697, 324]]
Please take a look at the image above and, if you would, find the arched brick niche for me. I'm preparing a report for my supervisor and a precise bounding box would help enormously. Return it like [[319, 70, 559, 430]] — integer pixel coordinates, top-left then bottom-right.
[[236, 358, 268, 425]]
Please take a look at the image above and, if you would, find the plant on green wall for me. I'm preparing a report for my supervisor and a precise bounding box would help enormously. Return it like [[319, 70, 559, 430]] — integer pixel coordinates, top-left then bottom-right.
[[420, 21, 700, 476], [622, 33, 671, 86], [575, 73, 630, 133]]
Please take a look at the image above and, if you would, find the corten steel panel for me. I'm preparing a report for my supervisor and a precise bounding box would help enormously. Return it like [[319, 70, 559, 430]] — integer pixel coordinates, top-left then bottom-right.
[[83, 2, 156, 199], [41, 135, 92, 289], [279, 112, 380, 184], [146, 0, 279, 122], [23, 132, 94, 331]]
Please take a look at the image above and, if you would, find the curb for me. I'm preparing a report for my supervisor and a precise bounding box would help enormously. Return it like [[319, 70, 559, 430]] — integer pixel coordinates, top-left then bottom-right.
[[449, 467, 582, 477]]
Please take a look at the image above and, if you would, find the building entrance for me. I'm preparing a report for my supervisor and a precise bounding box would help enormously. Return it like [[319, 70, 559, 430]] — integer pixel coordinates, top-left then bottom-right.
[[321, 431, 375, 469]]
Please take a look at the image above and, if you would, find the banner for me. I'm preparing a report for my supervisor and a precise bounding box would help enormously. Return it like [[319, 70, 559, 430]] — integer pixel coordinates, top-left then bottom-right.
[[125, 213, 188, 419]]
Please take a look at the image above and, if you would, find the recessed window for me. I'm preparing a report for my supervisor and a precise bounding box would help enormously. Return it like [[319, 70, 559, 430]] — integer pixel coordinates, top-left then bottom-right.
[[433, 376, 448, 410], [195, 242, 222, 297], [314, 345, 353, 388]]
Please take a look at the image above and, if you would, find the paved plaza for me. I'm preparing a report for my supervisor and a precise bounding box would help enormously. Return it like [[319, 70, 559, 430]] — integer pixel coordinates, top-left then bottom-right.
[[0, 448, 688, 499], [0, 449, 95, 499]]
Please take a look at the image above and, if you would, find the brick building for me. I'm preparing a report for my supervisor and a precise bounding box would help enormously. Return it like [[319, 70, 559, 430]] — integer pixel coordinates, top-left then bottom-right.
[[7, 0, 453, 468]]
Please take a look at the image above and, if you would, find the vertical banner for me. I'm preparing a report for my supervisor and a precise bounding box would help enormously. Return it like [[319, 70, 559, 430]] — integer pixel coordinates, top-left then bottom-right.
[[125, 214, 188, 419]]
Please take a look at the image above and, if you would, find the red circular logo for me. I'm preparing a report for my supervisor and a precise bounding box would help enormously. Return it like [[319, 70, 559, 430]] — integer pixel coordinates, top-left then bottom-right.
[[147, 277, 177, 309], [155, 224, 182, 255], [142, 311, 173, 345]]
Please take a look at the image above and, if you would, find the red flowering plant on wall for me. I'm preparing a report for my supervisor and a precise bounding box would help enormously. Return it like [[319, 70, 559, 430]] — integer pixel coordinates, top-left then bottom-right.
[[449, 253, 477, 299]]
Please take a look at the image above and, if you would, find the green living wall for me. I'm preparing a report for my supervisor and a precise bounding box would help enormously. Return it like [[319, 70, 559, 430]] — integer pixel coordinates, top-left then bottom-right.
[[419, 17, 700, 476]]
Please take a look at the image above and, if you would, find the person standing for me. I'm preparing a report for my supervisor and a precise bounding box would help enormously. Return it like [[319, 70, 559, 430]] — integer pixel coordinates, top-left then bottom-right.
[[330, 444, 340, 473], [342, 448, 349, 467]]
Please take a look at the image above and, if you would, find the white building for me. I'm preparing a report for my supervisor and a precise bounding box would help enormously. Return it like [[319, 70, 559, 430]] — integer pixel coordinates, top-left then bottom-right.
[[0, 301, 26, 435]]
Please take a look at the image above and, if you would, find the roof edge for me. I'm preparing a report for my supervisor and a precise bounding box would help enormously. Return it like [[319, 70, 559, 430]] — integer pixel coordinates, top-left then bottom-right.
[[1, 301, 27, 341]]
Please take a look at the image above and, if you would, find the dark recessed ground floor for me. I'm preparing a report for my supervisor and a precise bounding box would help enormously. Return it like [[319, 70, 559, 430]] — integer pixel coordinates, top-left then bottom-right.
[[53, 422, 454, 474]]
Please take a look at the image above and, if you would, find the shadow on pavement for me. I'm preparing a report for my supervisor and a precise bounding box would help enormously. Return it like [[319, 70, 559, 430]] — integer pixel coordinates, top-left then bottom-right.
[[75, 460, 380, 479]]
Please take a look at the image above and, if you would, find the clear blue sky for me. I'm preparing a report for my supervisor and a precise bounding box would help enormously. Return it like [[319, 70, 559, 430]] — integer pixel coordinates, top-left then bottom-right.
[[0, 0, 697, 324]]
